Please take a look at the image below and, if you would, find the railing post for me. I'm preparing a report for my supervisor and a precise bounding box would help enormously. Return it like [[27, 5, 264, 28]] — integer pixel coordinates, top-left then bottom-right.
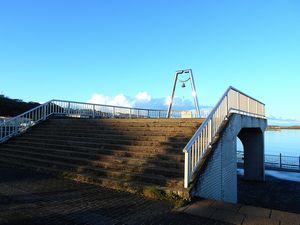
[[256, 102, 258, 115], [237, 92, 240, 110], [113, 107, 115, 118], [184, 151, 190, 188], [43, 105, 47, 120], [93, 105, 95, 119], [67, 102, 71, 116], [129, 109, 132, 118], [147, 110, 150, 118], [298, 156, 300, 170], [226, 94, 229, 113], [208, 120, 212, 143], [279, 153, 282, 168], [247, 98, 250, 112]]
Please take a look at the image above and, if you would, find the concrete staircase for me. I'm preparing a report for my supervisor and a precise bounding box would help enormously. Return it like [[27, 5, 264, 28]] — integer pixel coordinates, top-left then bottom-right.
[[0, 117, 203, 197]]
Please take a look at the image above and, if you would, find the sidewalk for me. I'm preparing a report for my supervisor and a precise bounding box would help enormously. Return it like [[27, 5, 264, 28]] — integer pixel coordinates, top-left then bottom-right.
[[178, 198, 300, 225]]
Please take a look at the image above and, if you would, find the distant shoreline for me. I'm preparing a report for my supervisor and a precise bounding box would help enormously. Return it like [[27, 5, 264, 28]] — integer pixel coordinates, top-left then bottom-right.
[[267, 125, 300, 130]]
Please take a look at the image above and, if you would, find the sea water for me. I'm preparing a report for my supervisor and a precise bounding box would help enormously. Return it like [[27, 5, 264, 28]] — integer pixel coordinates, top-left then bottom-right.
[[237, 129, 300, 157]]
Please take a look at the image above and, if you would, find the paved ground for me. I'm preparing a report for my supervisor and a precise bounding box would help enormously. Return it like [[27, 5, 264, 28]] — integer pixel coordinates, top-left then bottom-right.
[[237, 174, 300, 214], [178, 173, 300, 225], [1, 165, 299, 225], [0, 166, 229, 225], [180, 198, 300, 225]]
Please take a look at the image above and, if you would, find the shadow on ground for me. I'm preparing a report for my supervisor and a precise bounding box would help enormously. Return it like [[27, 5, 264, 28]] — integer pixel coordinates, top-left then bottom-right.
[[0, 166, 230, 225], [237, 174, 300, 214]]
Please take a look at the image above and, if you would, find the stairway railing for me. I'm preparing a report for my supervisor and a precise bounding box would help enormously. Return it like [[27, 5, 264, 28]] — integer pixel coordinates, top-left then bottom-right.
[[0, 99, 189, 143], [183, 86, 266, 188]]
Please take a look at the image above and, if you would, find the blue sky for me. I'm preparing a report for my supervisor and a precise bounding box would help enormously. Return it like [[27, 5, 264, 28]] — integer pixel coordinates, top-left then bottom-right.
[[0, 1, 300, 122]]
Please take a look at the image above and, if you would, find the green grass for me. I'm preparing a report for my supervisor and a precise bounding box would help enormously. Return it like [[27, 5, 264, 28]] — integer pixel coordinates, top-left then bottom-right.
[[142, 186, 190, 208]]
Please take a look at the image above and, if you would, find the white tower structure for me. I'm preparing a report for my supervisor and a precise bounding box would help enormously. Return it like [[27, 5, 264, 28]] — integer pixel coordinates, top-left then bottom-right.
[[167, 69, 200, 118]]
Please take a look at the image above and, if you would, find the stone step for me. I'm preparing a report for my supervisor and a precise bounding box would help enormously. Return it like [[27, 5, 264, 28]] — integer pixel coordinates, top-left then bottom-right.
[[30, 127, 195, 137], [0, 156, 187, 197], [0, 144, 184, 169], [47, 118, 204, 124], [5, 141, 184, 163], [0, 151, 182, 186], [45, 122, 201, 128], [12, 137, 186, 152], [40, 124, 197, 132], [17, 134, 188, 148], [26, 132, 191, 142], [0, 147, 183, 178]]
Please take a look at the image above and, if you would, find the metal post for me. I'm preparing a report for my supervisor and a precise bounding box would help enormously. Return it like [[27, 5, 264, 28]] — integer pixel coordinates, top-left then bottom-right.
[[184, 151, 190, 188], [237, 92, 240, 110], [208, 120, 212, 143], [279, 153, 282, 168], [167, 71, 180, 118], [298, 156, 300, 170], [226, 95, 229, 113], [189, 69, 200, 118], [93, 105, 95, 118], [67, 102, 71, 116], [247, 98, 250, 112], [43, 105, 47, 120], [256, 102, 258, 115]]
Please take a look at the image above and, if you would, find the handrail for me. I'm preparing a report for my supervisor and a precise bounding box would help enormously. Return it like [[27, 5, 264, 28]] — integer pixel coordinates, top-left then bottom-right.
[[1, 100, 52, 125], [183, 86, 265, 188], [0, 101, 54, 143], [0, 99, 194, 143], [51, 99, 185, 113]]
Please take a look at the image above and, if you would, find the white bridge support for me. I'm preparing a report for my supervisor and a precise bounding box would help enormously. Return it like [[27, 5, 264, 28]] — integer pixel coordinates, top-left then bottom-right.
[[192, 114, 267, 203]]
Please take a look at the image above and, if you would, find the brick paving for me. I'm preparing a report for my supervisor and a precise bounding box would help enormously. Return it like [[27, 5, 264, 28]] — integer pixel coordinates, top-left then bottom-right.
[[180, 198, 300, 225], [237, 174, 300, 214], [0, 166, 229, 225], [2, 165, 299, 225]]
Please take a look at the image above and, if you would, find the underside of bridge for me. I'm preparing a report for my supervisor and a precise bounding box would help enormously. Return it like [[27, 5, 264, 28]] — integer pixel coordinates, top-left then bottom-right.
[[191, 114, 267, 203]]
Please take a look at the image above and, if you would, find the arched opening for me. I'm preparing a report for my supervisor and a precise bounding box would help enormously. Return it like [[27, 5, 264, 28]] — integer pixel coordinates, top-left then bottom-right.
[[237, 128, 265, 181], [236, 136, 244, 176]]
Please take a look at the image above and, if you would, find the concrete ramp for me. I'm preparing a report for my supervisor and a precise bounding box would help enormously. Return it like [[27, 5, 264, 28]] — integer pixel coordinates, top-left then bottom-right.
[[192, 114, 267, 203]]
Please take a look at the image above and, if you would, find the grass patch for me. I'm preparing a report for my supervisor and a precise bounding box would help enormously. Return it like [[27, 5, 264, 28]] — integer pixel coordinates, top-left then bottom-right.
[[142, 186, 190, 208], [143, 186, 165, 199]]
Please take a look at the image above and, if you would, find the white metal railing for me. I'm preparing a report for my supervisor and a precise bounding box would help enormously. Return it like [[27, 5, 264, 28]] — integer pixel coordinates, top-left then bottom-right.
[[0, 99, 191, 143], [183, 86, 266, 188], [237, 150, 300, 171]]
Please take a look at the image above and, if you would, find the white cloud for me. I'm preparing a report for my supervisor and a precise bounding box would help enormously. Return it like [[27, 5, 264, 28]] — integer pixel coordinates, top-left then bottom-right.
[[135, 91, 151, 102], [87, 91, 211, 115], [87, 93, 133, 107], [165, 96, 172, 106]]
